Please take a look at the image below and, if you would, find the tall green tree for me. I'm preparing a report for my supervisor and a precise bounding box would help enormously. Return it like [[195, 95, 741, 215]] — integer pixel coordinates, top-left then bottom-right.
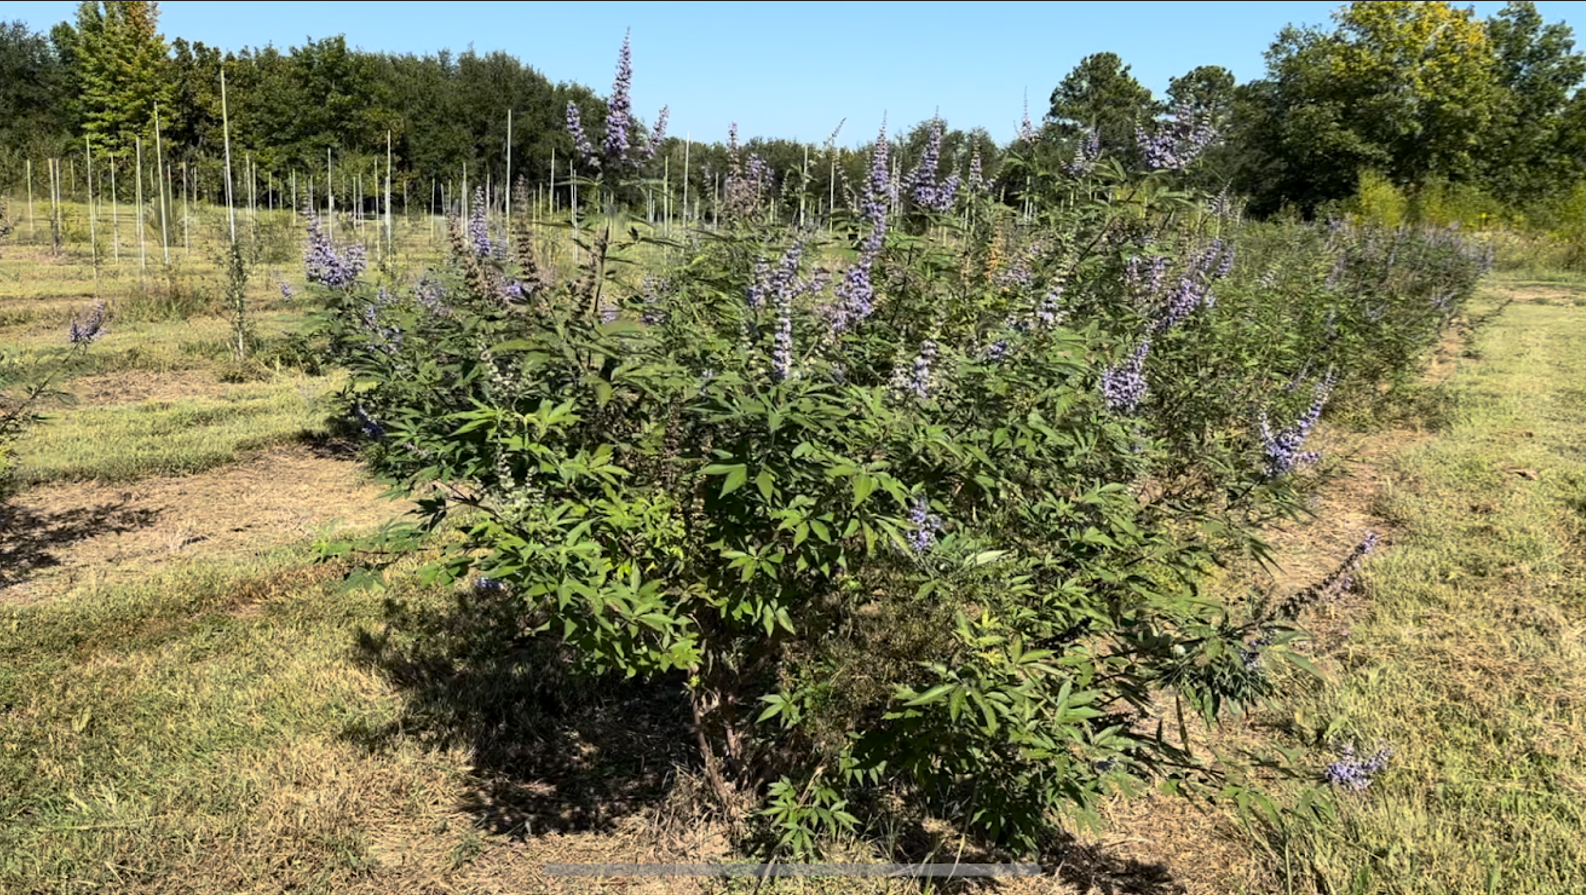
[[64, 1, 173, 154], [1234, 1, 1503, 214], [1484, 0, 1586, 203], [1045, 52, 1158, 157], [0, 21, 72, 171]]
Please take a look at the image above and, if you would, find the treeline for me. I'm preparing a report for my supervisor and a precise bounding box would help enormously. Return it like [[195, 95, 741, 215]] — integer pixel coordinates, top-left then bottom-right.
[[2, 1, 1583, 225]]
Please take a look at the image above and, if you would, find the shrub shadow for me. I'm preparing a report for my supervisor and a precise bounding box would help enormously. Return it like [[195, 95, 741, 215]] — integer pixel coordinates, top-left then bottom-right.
[[0, 499, 161, 587], [343, 585, 1194, 893], [342, 582, 696, 837]]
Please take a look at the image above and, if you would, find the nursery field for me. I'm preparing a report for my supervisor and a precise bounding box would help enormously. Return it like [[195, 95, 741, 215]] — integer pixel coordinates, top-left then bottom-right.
[[5, 253, 1585, 893], [2, 74, 1581, 891]]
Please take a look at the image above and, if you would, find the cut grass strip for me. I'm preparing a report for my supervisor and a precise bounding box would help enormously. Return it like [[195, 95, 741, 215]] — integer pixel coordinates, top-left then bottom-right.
[[13, 377, 338, 484], [1260, 281, 1586, 894]]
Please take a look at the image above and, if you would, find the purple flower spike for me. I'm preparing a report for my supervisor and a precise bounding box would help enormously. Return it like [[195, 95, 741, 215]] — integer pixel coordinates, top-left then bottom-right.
[[68, 300, 107, 345], [772, 304, 793, 381], [908, 339, 937, 399], [907, 495, 943, 554], [603, 31, 634, 164], [1260, 377, 1332, 477], [1325, 743, 1393, 791], [827, 122, 891, 333], [303, 207, 367, 289], [468, 187, 491, 257], [566, 102, 594, 158], [905, 118, 958, 212], [1101, 339, 1151, 413]]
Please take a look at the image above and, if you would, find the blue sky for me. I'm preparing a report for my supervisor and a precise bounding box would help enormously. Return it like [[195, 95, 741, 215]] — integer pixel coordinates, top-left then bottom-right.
[[10, 1, 1586, 146]]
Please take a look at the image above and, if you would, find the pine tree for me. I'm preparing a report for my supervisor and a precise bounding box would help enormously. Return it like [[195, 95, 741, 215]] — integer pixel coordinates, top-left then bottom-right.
[[70, 1, 172, 154]]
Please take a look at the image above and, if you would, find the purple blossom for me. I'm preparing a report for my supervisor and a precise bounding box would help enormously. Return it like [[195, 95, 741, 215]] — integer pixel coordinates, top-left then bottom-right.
[[417, 273, 449, 313], [566, 102, 594, 157], [986, 339, 1008, 362], [1137, 101, 1216, 171], [907, 339, 937, 399], [905, 118, 957, 212], [303, 207, 367, 289], [1194, 238, 1234, 280], [967, 148, 988, 196], [1260, 377, 1332, 477], [278, 279, 296, 300], [1018, 99, 1038, 144], [68, 300, 107, 346], [360, 291, 403, 355], [772, 303, 793, 381], [603, 31, 634, 164], [354, 403, 385, 440], [996, 264, 1033, 289], [1066, 128, 1100, 176], [1035, 289, 1063, 327], [1152, 275, 1207, 332], [1325, 743, 1393, 791], [643, 105, 669, 160], [907, 495, 943, 554], [468, 187, 491, 257], [827, 123, 891, 333], [563, 33, 668, 177], [1126, 255, 1168, 305], [1101, 339, 1151, 413], [1241, 631, 1274, 672], [599, 300, 619, 324]]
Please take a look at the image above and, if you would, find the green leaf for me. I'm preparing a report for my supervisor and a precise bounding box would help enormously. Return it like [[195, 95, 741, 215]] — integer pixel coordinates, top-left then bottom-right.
[[852, 474, 876, 506], [702, 463, 748, 496]]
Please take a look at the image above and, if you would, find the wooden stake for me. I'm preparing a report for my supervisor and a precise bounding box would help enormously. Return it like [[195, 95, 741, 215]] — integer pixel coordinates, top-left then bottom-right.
[[155, 103, 170, 264], [221, 69, 237, 244]]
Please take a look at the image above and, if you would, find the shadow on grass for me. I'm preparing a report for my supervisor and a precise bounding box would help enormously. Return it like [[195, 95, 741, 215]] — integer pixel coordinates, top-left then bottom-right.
[[343, 582, 696, 838], [342, 585, 1192, 893], [0, 498, 161, 587]]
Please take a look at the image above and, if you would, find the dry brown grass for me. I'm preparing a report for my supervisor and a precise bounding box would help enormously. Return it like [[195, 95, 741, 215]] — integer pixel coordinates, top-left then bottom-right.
[[0, 443, 396, 605]]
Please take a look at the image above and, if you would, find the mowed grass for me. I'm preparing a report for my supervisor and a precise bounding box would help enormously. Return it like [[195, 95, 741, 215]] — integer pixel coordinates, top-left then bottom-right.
[[0, 552, 474, 894], [11, 379, 338, 485], [1251, 277, 1586, 894]]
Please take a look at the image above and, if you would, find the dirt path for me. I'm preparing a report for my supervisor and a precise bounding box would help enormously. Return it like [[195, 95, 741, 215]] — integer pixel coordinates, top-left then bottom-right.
[[1, 442, 401, 605]]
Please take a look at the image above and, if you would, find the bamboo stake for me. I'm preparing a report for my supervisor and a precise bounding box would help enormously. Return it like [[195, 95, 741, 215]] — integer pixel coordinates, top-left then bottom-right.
[[221, 69, 237, 244], [155, 104, 170, 265], [85, 136, 98, 281], [135, 140, 146, 272], [110, 155, 119, 264], [26, 159, 34, 239], [182, 160, 190, 255], [385, 131, 393, 259], [505, 109, 512, 238]]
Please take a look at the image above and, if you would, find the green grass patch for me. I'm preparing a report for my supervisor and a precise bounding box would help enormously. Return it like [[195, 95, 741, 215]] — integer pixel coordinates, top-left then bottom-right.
[[1255, 283, 1586, 894], [13, 377, 339, 484], [0, 550, 466, 894]]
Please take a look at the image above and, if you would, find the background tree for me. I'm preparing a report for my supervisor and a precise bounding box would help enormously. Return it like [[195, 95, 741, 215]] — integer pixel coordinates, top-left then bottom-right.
[[66, 0, 173, 154], [1045, 52, 1158, 157], [0, 20, 72, 181], [1483, 0, 1586, 205], [1233, 1, 1504, 215]]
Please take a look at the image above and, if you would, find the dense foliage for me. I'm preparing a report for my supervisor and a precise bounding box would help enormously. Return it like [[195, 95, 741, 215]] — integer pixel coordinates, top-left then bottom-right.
[[296, 42, 1489, 855]]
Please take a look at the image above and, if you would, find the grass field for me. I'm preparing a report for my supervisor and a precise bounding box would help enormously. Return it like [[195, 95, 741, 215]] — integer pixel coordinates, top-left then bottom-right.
[[4, 202, 1586, 895]]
